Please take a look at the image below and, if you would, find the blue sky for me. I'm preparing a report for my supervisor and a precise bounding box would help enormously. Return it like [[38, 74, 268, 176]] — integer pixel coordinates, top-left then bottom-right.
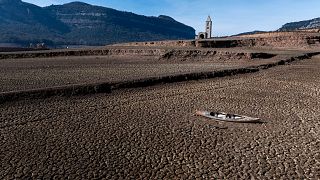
[[24, 0, 320, 36]]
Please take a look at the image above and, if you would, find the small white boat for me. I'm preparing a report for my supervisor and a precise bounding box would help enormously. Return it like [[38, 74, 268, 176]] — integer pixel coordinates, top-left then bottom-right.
[[196, 111, 260, 123]]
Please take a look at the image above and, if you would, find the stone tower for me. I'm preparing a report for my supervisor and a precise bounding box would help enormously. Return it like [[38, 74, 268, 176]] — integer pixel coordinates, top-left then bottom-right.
[[206, 16, 212, 39], [196, 15, 213, 39]]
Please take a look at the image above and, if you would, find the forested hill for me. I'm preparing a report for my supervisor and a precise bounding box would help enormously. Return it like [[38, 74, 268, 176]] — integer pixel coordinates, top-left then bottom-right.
[[0, 0, 195, 46]]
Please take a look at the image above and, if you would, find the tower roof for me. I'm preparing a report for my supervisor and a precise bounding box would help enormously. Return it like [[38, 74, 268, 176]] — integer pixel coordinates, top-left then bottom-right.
[[206, 15, 212, 22]]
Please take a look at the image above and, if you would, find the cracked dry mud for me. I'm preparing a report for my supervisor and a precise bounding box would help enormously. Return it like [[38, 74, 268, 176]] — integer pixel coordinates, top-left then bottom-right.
[[0, 55, 262, 93], [0, 47, 303, 93], [1, 56, 320, 179]]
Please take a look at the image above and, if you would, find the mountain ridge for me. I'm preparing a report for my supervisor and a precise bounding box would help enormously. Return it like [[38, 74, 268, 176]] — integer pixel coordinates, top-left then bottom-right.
[[234, 18, 320, 36], [0, 1, 195, 46], [278, 17, 320, 31]]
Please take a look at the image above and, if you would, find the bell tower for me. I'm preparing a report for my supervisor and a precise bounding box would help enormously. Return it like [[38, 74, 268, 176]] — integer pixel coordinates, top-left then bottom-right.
[[196, 15, 213, 40], [205, 15, 212, 39]]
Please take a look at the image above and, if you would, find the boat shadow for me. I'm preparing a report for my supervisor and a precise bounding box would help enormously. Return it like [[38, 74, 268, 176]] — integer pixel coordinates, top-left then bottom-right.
[[239, 120, 267, 124]]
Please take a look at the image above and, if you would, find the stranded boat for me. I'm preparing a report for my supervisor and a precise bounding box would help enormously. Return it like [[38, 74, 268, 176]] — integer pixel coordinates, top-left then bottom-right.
[[196, 111, 260, 123]]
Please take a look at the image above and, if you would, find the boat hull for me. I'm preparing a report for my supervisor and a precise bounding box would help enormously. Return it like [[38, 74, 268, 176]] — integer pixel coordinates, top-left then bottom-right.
[[196, 111, 260, 123]]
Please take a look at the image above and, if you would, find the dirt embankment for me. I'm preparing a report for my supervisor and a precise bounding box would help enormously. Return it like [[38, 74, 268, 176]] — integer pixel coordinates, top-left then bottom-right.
[[116, 40, 196, 47], [0, 48, 164, 60], [1, 52, 319, 103], [200, 32, 320, 48], [0, 48, 276, 61], [233, 32, 320, 49], [160, 50, 276, 61], [118, 32, 320, 49]]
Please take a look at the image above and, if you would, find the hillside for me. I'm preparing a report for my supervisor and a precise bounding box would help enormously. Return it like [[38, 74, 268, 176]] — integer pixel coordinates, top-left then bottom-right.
[[0, 0, 69, 46], [0, 1, 195, 46], [279, 17, 320, 31], [234, 30, 267, 36]]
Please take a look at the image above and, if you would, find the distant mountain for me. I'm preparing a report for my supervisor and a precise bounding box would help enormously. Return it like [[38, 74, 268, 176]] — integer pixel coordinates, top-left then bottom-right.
[[278, 17, 320, 31], [234, 30, 267, 36], [0, 1, 195, 46]]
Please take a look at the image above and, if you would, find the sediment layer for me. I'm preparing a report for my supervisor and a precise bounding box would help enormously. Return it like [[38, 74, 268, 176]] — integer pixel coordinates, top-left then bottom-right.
[[0, 47, 276, 61], [1, 52, 318, 103], [119, 32, 320, 49]]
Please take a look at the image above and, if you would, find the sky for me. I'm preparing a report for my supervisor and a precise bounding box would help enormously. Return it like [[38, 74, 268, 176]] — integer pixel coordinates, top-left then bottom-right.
[[24, 0, 320, 36]]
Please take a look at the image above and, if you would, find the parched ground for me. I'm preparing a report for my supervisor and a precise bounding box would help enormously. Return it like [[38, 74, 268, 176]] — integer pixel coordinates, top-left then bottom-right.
[[0, 47, 307, 93], [1, 55, 320, 179], [0, 55, 269, 93]]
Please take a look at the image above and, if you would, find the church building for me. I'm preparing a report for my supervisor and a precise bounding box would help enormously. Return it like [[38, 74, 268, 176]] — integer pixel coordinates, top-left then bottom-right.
[[196, 16, 212, 39]]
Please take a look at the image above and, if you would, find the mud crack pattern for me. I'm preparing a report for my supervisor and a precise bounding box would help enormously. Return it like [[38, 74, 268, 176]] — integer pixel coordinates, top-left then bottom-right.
[[1, 56, 320, 179]]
